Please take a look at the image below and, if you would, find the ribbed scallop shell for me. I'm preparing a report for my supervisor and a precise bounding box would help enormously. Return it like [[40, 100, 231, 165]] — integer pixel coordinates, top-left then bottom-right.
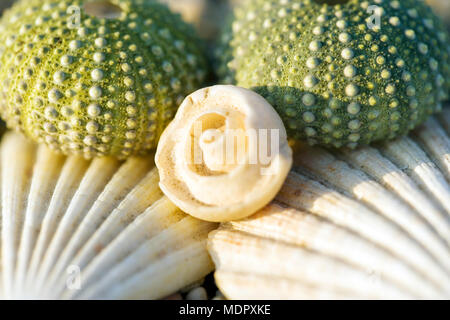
[[0, 132, 217, 299], [209, 108, 450, 300]]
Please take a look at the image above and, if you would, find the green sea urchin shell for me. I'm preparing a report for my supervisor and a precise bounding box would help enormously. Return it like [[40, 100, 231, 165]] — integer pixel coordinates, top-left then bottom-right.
[[0, 0, 209, 158], [217, 0, 450, 148]]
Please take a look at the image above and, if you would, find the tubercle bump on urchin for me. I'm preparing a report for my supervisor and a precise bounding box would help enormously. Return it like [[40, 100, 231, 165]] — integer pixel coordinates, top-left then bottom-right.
[[0, 0, 209, 159]]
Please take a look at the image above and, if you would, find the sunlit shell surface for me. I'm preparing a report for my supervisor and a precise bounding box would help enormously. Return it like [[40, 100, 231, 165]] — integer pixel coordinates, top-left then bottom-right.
[[209, 107, 450, 300], [0, 132, 217, 299]]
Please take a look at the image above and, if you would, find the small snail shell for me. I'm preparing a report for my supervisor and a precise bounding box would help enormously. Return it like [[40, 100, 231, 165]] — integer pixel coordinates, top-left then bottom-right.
[[156, 85, 293, 222]]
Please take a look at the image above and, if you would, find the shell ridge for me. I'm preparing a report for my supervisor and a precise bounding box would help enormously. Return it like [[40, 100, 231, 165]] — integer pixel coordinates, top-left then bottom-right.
[[379, 136, 450, 214], [413, 117, 450, 183], [25, 155, 90, 295], [33, 156, 120, 295], [208, 228, 413, 299], [0, 132, 36, 298], [59, 168, 162, 284], [338, 145, 450, 247], [276, 171, 450, 292], [224, 202, 443, 298], [66, 197, 180, 297], [293, 145, 450, 273], [14, 145, 65, 296], [71, 216, 216, 299], [45, 157, 154, 293]]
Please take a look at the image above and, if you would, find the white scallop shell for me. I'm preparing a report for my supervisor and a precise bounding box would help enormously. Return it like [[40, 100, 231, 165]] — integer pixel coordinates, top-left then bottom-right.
[[209, 108, 450, 299], [0, 132, 217, 299]]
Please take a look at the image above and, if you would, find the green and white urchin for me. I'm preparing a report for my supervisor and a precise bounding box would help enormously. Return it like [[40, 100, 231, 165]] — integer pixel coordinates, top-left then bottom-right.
[[217, 0, 450, 148], [0, 0, 209, 158]]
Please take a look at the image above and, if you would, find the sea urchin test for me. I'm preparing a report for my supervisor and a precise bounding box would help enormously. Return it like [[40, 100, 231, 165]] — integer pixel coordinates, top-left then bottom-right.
[[156, 85, 293, 222], [217, 0, 450, 148], [0, 0, 209, 158]]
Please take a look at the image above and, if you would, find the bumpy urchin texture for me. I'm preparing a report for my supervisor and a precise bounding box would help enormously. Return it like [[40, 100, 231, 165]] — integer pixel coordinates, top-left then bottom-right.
[[0, 0, 209, 158], [217, 0, 450, 148]]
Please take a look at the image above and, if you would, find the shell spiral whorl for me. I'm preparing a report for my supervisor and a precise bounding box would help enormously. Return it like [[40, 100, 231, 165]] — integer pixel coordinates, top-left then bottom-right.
[[217, 0, 450, 149], [0, 0, 209, 158], [156, 85, 293, 222]]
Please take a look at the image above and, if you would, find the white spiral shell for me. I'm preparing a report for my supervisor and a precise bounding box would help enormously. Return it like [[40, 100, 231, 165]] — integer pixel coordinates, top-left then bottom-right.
[[156, 85, 293, 222]]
